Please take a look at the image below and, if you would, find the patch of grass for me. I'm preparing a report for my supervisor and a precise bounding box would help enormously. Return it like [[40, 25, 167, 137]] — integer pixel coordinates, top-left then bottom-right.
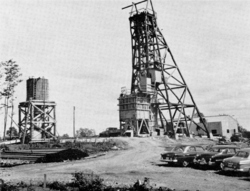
[[1, 173, 179, 191]]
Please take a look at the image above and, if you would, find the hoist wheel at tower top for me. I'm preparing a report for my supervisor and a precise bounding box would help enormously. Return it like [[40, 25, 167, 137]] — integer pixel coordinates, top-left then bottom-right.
[[121, 0, 210, 138]]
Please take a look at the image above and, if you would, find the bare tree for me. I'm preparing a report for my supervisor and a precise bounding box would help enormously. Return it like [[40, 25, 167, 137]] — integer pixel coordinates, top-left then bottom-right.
[[0, 60, 22, 140]]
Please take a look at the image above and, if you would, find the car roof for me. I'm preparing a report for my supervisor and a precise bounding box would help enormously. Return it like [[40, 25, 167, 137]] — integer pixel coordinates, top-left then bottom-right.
[[239, 148, 250, 152], [211, 145, 239, 149], [174, 144, 204, 147]]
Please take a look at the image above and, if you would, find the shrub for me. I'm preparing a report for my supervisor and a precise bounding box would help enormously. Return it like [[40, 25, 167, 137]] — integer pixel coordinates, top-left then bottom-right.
[[0, 181, 19, 191], [47, 181, 68, 191], [71, 171, 104, 191], [64, 141, 74, 148]]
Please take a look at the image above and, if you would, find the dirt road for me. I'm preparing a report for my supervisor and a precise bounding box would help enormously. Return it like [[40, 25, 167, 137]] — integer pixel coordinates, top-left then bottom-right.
[[1, 137, 250, 191]]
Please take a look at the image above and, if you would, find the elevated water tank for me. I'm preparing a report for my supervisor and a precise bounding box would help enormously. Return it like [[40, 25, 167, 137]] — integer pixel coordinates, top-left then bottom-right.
[[26, 77, 49, 101]]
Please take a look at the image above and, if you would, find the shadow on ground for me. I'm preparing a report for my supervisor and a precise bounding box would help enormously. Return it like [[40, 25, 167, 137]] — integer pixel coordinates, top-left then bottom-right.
[[152, 162, 181, 168], [239, 177, 250, 182], [215, 170, 249, 178]]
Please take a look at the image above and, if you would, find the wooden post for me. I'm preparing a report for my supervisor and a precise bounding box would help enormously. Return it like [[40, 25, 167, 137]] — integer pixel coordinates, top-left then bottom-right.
[[22, 103, 30, 144], [30, 103, 34, 141], [73, 106, 75, 138], [18, 105, 21, 138], [43, 174, 47, 188], [54, 105, 57, 137], [3, 97, 8, 140]]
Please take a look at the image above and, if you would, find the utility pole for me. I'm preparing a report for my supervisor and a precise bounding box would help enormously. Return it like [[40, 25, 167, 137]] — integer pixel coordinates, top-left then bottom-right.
[[73, 106, 75, 138]]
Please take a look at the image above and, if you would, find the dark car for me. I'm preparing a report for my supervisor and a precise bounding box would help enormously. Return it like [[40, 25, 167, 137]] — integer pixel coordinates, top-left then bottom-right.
[[99, 127, 121, 137], [193, 145, 240, 169], [221, 148, 250, 176], [209, 146, 240, 169], [161, 144, 205, 167], [230, 133, 243, 142]]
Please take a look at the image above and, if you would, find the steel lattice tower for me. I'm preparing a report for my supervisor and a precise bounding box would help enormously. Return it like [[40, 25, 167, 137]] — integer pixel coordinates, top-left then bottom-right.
[[120, 0, 209, 137]]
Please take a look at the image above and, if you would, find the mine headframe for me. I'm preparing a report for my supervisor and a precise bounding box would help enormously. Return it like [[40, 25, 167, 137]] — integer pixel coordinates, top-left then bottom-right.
[[121, 0, 210, 137]]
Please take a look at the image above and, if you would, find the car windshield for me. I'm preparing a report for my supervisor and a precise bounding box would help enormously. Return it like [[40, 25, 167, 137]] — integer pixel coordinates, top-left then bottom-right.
[[235, 151, 249, 158], [173, 146, 185, 152], [165, 147, 175, 151], [208, 148, 221, 152], [208, 147, 229, 153], [107, 128, 117, 130]]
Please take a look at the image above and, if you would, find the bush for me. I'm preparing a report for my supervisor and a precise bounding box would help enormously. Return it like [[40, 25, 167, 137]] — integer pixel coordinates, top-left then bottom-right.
[[1, 183, 19, 191], [64, 141, 75, 148], [47, 181, 68, 191], [62, 141, 119, 154], [0, 175, 181, 191], [70, 171, 104, 191]]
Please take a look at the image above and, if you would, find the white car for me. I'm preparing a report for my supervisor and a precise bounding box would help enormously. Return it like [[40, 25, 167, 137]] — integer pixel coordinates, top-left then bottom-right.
[[221, 148, 250, 176]]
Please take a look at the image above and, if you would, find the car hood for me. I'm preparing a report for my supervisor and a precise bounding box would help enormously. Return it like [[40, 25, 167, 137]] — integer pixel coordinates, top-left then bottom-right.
[[197, 151, 218, 157], [161, 151, 182, 157], [224, 156, 249, 164], [99, 131, 107, 134], [212, 153, 233, 159]]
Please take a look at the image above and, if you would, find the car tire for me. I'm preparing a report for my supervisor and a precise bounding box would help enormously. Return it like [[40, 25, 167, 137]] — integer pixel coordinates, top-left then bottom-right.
[[182, 161, 189, 167]]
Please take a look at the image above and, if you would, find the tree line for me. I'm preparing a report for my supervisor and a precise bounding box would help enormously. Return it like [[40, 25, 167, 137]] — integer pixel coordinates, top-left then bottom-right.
[[60, 128, 96, 138]]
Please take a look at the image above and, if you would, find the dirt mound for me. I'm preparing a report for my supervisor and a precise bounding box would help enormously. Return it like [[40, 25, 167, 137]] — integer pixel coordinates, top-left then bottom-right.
[[36, 149, 88, 163], [108, 138, 129, 149], [157, 136, 215, 148]]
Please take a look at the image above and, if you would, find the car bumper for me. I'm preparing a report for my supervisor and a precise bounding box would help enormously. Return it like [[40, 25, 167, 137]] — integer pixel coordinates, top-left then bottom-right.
[[209, 160, 222, 167], [223, 167, 247, 172], [208, 161, 216, 166], [161, 159, 178, 163]]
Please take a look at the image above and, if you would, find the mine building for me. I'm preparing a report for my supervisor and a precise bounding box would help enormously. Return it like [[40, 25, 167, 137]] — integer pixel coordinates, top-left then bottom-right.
[[189, 115, 238, 139]]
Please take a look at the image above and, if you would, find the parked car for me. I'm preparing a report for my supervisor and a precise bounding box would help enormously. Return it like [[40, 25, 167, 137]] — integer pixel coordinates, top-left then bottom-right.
[[161, 144, 205, 167], [221, 148, 250, 175], [230, 133, 244, 142], [193, 145, 240, 169], [99, 127, 121, 137]]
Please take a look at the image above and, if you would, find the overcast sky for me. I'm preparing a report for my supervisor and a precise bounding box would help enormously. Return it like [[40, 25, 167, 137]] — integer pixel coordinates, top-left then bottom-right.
[[0, 0, 249, 136]]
